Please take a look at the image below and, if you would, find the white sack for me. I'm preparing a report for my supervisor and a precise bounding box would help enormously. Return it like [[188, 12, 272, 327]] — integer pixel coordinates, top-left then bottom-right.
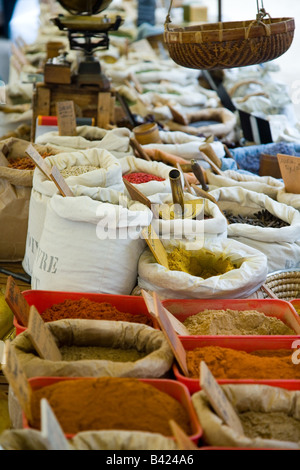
[[277, 188, 300, 211]]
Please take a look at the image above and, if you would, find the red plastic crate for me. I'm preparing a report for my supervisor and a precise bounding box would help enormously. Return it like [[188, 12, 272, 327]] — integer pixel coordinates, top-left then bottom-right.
[[15, 290, 157, 335], [174, 336, 300, 394], [161, 298, 300, 339], [24, 376, 202, 443]]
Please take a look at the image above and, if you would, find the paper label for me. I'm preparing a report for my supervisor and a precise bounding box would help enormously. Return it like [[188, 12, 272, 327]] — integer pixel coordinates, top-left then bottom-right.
[[277, 154, 300, 194], [27, 306, 62, 361], [25, 144, 52, 180], [41, 399, 70, 450], [169, 420, 198, 450], [200, 361, 244, 435], [50, 165, 74, 197], [153, 292, 189, 377], [56, 101, 77, 137], [5, 276, 30, 327], [141, 226, 169, 269], [2, 341, 32, 422]]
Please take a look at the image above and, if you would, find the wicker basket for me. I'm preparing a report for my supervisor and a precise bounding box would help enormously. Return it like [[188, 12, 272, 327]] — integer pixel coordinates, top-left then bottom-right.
[[258, 269, 300, 301], [164, 15, 295, 70]]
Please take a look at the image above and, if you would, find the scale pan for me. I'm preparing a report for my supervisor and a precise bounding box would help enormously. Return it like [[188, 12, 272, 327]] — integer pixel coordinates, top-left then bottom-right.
[[57, 0, 113, 15]]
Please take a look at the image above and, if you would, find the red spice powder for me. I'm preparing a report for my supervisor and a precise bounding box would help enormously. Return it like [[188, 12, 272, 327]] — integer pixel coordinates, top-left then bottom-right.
[[123, 172, 165, 184]]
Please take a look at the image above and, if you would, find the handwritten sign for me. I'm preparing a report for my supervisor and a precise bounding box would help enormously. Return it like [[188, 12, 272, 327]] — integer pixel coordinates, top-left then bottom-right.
[[2, 341, 32, 422], [5, 276, 30, 327], [200, 361, 244, 435], [25, 144, 52, 180], [50, 165, 74, 198], [153, 292, 189, 377], [41, 399, 70, 450], [141, 225, 169, 269], [169, 420, 198, 450], [56, 101, 77, 137], [277, 154, 300, 194], [27, 306, 62, 361], [142, 290, 189, 336]]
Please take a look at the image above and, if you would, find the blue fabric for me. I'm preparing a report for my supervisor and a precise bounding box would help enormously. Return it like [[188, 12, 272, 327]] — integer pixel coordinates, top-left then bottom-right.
[[230, 142, 300, 175]]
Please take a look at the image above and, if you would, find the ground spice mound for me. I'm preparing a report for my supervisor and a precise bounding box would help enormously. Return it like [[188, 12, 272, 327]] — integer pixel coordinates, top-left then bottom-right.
[[239, 411, 300, 443], [186, 346, 300, 380], [183, 309, 294, 335], [30, 377, 191, 436], [41, 298, 153, 326], [123, 172, 165, 184], [167, 248, 236, 279], [59, 345, 147, 362]]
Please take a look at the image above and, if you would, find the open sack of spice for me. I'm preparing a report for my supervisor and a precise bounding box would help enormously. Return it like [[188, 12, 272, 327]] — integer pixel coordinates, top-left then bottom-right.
[[35, 126, 132, 159], [121, 156, 172, 196], [206, 169, 284, 200], [138, 238, 268, 300], [277, 188, 300, 211], [192, 384, 300, 450], [148, 192, 228, 241], [31, 188, 153, 294], [0, 429, 178, 451], [210, 187, 300, 273], [22, 148, 124, 276], [0, 104, 32, 141], [0, 138, 58, 262]]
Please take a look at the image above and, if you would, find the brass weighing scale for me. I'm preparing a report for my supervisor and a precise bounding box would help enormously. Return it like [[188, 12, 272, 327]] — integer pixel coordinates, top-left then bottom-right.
[[31, 0, 124, 141]]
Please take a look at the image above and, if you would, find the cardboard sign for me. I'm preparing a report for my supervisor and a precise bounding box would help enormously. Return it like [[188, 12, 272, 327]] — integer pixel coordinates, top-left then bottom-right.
[[50, 165, 74, 197], [27, 306, 62, 361], [141, 225, 169, 269], [200, 361, 244, 436], [277, 154, 300, 194], [153, 292, 189, 377], [2, 341, 32, 422], [123, 178, 152, 209], [41, 399, 70, 450], [142, 290, 189, 336], [169, 420, 198, 450], [5, 276, 30, 327], [56, 101, 77, 137], [25, 144, 52, 180]]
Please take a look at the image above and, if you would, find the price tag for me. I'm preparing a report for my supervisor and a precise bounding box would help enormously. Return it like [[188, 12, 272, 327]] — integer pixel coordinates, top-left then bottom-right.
[[41, 399, 70, 450], [153, 292, 189, 377], [141, 225, 169, 269], [277, 154, 300, 194], [5, 276, 30, 327], [25, 144, 52, 180], [169, 420, 198, 450], [50, 165, 74, 197], [200, 361, 244, 436], [2, 341, 32, 422], [27, 306, 62, 362], [56, 101, 77, 137], [142, 290, 189, 336]]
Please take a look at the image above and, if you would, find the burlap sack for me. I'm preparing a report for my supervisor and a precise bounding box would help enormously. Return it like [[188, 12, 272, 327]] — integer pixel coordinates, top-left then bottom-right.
[[0, 429, 178, 450], [11, 320, 174, 379], [192, 384, 300, 450]]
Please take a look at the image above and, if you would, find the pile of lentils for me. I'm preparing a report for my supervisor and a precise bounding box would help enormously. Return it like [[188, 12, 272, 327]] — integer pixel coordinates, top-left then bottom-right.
[[224, 209, 290, 228], [123, 172, 165, 184]]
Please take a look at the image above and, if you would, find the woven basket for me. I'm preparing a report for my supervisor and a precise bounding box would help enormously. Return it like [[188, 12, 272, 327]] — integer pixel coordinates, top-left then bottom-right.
[[259, 269, 300, 301], [164, 17, 295, 70]]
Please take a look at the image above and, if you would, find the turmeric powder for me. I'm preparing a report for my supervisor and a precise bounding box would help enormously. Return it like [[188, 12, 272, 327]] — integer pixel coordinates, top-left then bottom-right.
[[30, 377, 192, 436], [186, 346, 300, 380], [167, 248, 237, 279]]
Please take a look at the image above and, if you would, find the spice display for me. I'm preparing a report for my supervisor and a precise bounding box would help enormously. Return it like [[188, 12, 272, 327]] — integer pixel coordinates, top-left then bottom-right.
[[223, 209, 289, 228], [123, 172, 165, 184], [167, 247, 237, 279], [186, 346, 300, 379], [7, 152, 53, 170], [239, 411, 300, 443], [30, 377, 191, 436], [59, 345, 148, 362], [182, 309, 294, 335], [60, 165, 99, 178], [40, 299, 153, 326]]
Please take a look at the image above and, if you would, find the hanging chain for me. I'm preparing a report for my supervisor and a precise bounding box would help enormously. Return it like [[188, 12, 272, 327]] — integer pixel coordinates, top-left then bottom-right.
[[256, 0, 269, 21], [165, 0, 174, 24]]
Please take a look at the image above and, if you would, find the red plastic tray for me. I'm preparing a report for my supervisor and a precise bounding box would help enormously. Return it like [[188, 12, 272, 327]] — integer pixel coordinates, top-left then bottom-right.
[[162, 298, 300, 339], [174, 336, 300, 394], [24, 376, 202, 443], [291, 299, 300, 315], [15, 290, 157, 335]]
